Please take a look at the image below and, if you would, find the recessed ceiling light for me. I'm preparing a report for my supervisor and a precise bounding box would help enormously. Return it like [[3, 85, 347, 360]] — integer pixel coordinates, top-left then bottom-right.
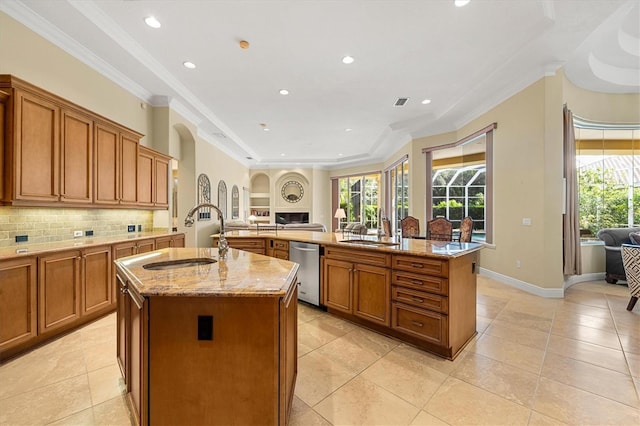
[[144, 16, 161, 28], [338, 153, 343, 157], [183, 61, 196, 69], [263, 128, 270, 132], [280, 153, 285, 156], [454, 0, 471, 7], [279, 89, 289, 95], [421, 99, 432, 105], [342, 56, 355, 64], [345, 128, 352, 132]]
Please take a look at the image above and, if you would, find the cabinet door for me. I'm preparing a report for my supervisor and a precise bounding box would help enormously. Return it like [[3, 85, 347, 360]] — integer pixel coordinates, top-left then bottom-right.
[[154, 155, 169, 207], [14, 90, 60, 201], [0, 89, 8, 201], [323, 258, 352, 313], [136, 239, 156, 254], [155, 236, 171, 249], [171, 234, 185, 248], [128, 292, 147, 425], [116, 273, 128, 380], [0, 257, 37, 354], [82, 246, 112, 315], [120, 133, 138, 205], [38, 251, 81, 335], [137, 147, 154, 206], [94, 123, 119, 205], [353, 264, 391, 326], [280, 284, 297, 421], [60, 110, 92, 204]]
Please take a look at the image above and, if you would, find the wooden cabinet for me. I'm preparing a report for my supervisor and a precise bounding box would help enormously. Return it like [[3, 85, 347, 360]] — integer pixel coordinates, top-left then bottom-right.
[[0, 75, 171, 209], [138, 146, 170, 208], [81, 245, 112, 316], [136, 276, 297, 425], [119, 133, 138, 206], [155, 234, 186, 249], [12, 89, 60, 202], [323, 247, 391, 326], [115, 270, 148, 425], [38, 250, 82, 336], [268, 239, 289, 259], [219, 237, 266, 255], [0, 257, 37, 356], [60, 109, 93, 204], [390, 253, 477, 358], [93, 123, 119, 205]]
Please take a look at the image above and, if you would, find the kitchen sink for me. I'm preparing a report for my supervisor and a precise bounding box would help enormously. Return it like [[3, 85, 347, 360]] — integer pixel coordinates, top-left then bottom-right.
[[143, 258, 217, 270], [339, 239, 399, 247]]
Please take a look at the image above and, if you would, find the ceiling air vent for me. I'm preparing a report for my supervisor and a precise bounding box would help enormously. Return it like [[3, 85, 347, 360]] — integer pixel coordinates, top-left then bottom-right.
[[394, 97, 409, 107]]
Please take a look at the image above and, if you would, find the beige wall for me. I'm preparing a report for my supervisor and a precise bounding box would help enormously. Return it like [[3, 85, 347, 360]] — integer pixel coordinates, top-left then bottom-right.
[[0, 13, 151, 144]]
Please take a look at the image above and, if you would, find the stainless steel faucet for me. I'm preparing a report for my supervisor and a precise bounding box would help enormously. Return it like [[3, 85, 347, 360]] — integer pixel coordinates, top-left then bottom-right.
[[184, 203, 229, 259]]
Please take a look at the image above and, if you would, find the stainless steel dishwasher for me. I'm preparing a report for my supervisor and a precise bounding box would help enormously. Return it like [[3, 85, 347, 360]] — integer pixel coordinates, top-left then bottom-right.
[[289, 241, 320, 306]]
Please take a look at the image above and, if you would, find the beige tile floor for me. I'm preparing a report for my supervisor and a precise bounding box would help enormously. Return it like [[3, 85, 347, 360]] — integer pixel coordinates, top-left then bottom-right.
[[1, 276, 639, 425]]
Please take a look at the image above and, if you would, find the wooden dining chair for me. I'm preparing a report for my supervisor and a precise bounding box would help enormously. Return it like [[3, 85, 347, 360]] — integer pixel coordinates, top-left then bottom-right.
[[458, 216, 474, 243], [426, 217, 453, 241], [382, 218, 392, 237], [400, 216, 420, 238]]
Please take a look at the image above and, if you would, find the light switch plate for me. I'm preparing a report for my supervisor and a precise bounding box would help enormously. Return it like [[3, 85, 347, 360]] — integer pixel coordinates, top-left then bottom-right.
[[73, 230, 83, 238], [522, 218, 532, 226]]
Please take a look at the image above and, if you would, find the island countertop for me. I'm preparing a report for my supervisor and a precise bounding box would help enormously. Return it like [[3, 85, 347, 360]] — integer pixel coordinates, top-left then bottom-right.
[[115, 247, 299, 298], [214, 230, 484, 258]]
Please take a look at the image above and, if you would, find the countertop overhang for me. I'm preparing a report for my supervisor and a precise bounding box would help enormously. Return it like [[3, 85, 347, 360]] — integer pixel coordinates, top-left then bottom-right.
[[215, 230, 484, 259], [115, 247, 299, 298]]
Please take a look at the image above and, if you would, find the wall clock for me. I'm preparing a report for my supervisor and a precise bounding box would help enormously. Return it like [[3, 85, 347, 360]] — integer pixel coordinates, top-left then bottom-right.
[[281, 181, 304, 203]]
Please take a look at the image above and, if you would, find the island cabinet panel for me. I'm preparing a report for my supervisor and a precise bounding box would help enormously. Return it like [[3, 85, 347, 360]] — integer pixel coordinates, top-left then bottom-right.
[[60, 109, 93, 204], [0, 257, 37, 355], [81, 245, 112, 315], [128, 289, 147, 426], [94, 123, 119, 205], [146, 292, 295, 425], [38, 250, 82, 335], [115, 274, 128, 381], [14, 90, 60, 202]]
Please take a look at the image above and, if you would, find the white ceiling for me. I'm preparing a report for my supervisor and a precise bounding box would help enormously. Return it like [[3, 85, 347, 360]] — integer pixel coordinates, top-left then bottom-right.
[[2, 0, 639, 169]]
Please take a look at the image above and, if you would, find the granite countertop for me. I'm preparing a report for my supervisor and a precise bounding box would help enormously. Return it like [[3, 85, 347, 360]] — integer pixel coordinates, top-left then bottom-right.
[[115, 247, 299, 298], [215, 230, 484, 259], [0, 230, 180, 260]]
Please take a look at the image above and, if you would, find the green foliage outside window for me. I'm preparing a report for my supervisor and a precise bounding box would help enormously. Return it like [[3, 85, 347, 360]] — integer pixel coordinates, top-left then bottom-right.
[[579, 167, 639, 235]]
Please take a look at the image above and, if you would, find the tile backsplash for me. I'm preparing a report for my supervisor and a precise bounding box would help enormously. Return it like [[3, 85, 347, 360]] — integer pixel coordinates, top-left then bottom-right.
[[0, 207, 154, 247]]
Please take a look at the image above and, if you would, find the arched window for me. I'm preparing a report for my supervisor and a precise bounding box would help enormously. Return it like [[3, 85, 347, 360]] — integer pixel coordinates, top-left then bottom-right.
[[218, 180, 227, 219], [197, 174, 211, 221]]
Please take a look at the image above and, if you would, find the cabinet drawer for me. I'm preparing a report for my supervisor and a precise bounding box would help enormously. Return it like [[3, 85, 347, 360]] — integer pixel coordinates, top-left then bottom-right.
[[239, 248, 266, 255], [392, 271, 449, 296], [392, 303, 448, 346], [273, 249, 289, 260], [324, 246, 391, 267], [272, 240, 289, 251], [392, 255, 448, 277], [392, 286, 448, 314], [228, 238, 265, 249]]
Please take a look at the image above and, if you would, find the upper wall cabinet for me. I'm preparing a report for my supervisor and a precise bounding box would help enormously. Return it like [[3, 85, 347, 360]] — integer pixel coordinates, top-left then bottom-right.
[[0, 75, 169, 210]]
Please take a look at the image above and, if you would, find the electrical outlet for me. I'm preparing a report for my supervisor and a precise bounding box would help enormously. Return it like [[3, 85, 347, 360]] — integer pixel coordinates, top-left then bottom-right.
[[73, 230, 83, 238], [127, 225, 135, 232], [516, 260, 521, 268], [85, 230, 94, 237], [15, 235, 28, 243], [522, 218, 532, 226]]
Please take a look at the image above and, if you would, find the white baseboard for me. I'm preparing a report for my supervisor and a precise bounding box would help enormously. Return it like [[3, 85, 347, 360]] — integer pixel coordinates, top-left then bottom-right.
[[563, 272, 606, 290], [479, 268, 565, 298]]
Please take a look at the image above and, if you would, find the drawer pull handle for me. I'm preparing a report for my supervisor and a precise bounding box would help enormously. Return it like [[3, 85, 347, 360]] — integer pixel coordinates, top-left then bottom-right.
[[411, 280, 423, 285], [411, 263, 423, 268], [412, 297, 424, 303], [120, 287, 128, 294], [411, 320, 424, 327]]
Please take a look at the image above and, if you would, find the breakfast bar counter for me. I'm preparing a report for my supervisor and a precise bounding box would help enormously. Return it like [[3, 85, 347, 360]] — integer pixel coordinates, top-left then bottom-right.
[[114, 248, 298, 426]]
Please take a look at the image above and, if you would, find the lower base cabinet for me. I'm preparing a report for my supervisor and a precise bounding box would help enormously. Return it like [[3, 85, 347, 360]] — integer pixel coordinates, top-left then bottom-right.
[[0, 257, 37, 356]]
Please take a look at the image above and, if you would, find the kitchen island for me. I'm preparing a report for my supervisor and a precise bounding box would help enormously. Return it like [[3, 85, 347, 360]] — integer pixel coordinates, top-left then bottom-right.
[[214, 231, 483, 360], [114, 247, 299, 426]]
